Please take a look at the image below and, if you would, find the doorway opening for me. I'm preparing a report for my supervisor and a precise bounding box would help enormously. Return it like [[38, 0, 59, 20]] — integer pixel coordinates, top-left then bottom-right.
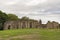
[[8, 25, 11, 29], [22, 22, 26, 28], [30, 22, 32, 28]]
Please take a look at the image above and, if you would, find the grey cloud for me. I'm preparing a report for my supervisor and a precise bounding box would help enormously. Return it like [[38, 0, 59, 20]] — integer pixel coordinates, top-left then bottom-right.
[[0, 0, 60, 23]]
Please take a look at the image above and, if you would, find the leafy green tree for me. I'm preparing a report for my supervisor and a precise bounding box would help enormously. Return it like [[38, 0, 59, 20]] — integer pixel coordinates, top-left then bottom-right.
[[21, 16, 29, 20], [8, 14, 19, 21], [0, 11, 8, 30]]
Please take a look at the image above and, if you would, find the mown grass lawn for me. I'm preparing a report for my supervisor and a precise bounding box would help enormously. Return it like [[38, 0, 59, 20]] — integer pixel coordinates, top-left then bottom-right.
[[0, 29, 60, 40]]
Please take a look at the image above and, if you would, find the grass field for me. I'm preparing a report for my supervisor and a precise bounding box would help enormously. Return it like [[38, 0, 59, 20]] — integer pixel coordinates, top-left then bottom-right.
[[0, 29, 60, 40]]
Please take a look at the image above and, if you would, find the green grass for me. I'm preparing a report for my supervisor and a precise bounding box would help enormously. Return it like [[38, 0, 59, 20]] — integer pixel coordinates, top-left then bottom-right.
[[0, 29, 60, 40]]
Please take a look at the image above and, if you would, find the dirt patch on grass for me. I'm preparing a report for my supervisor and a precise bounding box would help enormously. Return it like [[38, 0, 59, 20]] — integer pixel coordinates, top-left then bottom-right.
[[6, 34, 40, 40]]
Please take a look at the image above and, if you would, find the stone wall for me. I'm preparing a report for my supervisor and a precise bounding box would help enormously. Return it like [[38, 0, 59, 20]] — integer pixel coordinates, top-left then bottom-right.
[[3, 19, 60, 30], [46, 21, 59, 29], [3, 19, 40, 30]]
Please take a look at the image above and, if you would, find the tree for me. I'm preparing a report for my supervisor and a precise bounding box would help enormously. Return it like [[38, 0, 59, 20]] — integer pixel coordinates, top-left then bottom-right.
[[39, 20, 42, 24], [7, 14, 19, 21], [0, 11, 8, 30], [21, 16, 29, 20]]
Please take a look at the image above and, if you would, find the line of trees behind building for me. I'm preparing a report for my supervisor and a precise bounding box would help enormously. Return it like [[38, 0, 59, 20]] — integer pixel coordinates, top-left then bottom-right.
[[0, 10, 60, 30], [0, 11, 19, 30], [0, 10, 34, 30]]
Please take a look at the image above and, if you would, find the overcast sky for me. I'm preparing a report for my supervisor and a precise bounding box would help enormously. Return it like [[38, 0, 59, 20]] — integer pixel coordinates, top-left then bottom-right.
[[0, 0, 60, 24]]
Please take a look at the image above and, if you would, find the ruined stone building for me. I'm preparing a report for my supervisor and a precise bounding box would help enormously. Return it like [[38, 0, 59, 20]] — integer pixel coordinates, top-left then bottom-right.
[[3, 17, 60, 30], [3, 19, 42, 30], [46, 21, 59, 29]]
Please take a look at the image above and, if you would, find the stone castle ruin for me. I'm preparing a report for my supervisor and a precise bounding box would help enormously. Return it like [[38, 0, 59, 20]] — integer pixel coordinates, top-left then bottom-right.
[[3, 17, 60, 30]]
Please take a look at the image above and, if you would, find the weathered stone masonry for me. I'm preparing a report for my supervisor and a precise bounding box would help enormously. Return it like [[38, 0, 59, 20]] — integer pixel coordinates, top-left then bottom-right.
[[3, 19, 60, 30], [3, 19, 41, 30]]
